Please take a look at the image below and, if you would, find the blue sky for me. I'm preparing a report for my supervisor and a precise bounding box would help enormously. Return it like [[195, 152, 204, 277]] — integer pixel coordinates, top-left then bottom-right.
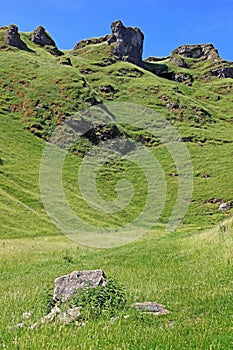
[[1, 0, 233, 60]]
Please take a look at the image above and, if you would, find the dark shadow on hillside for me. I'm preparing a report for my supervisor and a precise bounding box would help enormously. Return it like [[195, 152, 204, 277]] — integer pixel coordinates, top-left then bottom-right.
[[142, 61, 174, 79], [21, 44, 35, 53]]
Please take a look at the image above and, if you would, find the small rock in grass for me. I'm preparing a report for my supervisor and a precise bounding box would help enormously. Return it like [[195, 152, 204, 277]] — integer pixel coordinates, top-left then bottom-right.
[[110, 316, 119, 324], [58, 307, 81, 325], [218, 202, 233, 211], [22, 311, 32, 319], [123, 315, 130, 319], [29, 322, 38, 330], [40, 306, 81, 325], [41, 306, 60, 324], [133, 302, 169, 315], [16, 323, 25, 328]]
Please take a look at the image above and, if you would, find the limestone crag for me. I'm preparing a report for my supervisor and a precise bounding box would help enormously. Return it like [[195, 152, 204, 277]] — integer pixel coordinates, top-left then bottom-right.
[[211, 66, 233, 78], [172, 44, 220, 61], [107, 20, 144, 66], [31, 26, 56, 46], [6, 24, 27, 50], [31, 26, 63, 56]]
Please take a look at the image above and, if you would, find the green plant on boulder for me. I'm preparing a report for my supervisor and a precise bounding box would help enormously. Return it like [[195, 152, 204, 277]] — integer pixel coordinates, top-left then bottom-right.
[[58, 279, 126, 319]]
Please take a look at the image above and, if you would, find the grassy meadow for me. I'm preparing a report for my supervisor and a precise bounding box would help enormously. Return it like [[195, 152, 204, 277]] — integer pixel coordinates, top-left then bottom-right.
[[0, 222, 232, 349]]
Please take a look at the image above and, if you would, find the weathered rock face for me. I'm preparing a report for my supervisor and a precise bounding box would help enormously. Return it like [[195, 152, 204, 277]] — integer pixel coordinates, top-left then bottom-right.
[[172, 44, 220, 61], [107, 20, 144, 66], [172, 72, 193, 85], [6, 24, 27, 49], [218, 201, 233, 211], [169, 55, 188, 68], [53, 269, 107, 302], [31, 26, 63, 56], [211, 67, 233, 78], [31, 26, 56, 46]]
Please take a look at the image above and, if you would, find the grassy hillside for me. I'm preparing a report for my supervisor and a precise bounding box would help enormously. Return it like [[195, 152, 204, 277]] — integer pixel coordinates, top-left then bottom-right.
[[1, 27, 233, 236], [0, 26, 233, 349]]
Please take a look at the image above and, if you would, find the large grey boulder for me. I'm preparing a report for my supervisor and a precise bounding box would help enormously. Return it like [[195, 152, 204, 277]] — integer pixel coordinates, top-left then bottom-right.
[[6, 24, 27, 50], [107, 20, 144, 66], [53, 269, 107, 302]]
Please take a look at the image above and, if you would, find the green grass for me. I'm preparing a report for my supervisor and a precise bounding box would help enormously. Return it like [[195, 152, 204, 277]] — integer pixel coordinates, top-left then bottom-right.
[[1, 112, 232, 239], [0, 221, 232, 349], [0, 29, 233, 349]]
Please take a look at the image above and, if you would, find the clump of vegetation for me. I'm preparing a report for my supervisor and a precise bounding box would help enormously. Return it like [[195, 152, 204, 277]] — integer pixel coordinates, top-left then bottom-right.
[[53, 279, 126, 320]]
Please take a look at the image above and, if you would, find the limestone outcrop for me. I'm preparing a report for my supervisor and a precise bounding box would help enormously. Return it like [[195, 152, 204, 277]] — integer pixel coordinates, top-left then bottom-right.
[[172, 44, 220, 61], [31, 26, 56, 46], [6, 24, 27, 50], [107, 20, 144, 66], [31, 26, 63, 56], [211, 67, 233, 78]]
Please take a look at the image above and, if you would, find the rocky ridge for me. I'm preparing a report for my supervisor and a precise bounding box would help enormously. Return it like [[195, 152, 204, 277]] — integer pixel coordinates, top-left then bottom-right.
[[72, 21, 233, 83], [2, 24, 62, 55], [2, 21, 233, 80], [73, 19, 144, 66]]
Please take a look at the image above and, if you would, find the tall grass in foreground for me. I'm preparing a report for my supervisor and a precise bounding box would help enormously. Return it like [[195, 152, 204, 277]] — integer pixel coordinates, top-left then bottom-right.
[[0, 219, 232, 349]]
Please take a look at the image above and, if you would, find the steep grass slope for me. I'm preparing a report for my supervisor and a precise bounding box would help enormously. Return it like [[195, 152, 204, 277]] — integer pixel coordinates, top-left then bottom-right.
[[0, 27, 233, 237]]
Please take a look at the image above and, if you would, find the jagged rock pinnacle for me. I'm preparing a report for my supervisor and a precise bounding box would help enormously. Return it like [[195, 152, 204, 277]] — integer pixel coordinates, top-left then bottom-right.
[[107, 20, 144, 66], [31, 26, 56, 47], [31, 26, 63, 56], [6, 24, 27, 50]]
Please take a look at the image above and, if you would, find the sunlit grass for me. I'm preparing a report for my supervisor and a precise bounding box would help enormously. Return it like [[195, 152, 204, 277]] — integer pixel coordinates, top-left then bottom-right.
[[0, 30, 233, 349]]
